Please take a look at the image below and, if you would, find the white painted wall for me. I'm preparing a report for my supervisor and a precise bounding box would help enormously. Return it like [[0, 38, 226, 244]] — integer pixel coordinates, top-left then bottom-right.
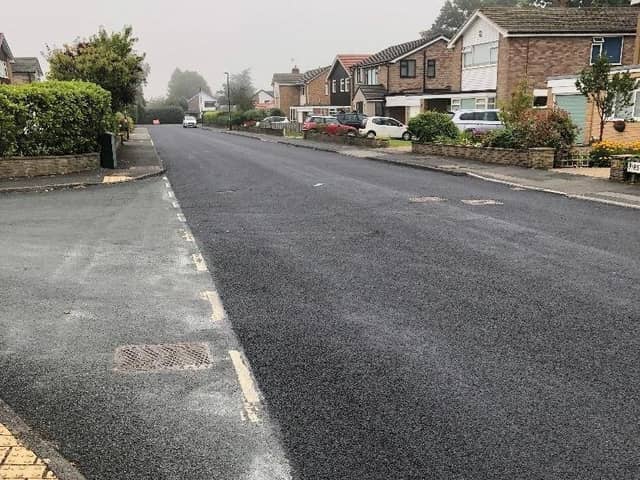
[[461, 16, 499, 92], [462, 17, 499, 48]]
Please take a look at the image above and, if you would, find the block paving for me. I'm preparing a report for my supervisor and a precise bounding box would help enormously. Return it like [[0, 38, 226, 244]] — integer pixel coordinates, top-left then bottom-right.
[[0, 424, 58, 479]]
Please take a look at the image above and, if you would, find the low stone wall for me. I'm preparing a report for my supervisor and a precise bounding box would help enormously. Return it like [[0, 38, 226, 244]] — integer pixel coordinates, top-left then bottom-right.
[[411, 143, 555, 169], [234, 126, 285, 137], [0, 153, 100, 179], [610, 157, 640, 183], [304, 132, 389, 148]]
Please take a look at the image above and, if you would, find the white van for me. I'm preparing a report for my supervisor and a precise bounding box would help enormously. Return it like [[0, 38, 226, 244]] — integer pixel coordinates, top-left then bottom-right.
[[450, 109, 503, 134]]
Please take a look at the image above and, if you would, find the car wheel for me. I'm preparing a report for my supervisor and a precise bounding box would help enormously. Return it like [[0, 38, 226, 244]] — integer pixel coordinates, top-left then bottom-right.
[[402, 132, 412, 141], [366, 131, 376, 139]]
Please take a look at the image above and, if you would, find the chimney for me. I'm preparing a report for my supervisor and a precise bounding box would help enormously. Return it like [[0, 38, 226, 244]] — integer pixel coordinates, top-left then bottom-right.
[[291, 65, 300, 75]]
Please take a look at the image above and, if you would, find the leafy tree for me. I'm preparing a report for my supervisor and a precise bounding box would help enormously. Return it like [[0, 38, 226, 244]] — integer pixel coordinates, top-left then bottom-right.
[[575, 56, 638, 142], [424, 0, 631, 38], [166, 68, 212, 110], [216, 69, 255, 112], [47, 26, 146, 112]]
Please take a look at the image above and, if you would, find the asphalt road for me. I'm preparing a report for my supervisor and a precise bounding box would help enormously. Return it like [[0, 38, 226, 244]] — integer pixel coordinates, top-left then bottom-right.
[[152, 125, 640, 480]]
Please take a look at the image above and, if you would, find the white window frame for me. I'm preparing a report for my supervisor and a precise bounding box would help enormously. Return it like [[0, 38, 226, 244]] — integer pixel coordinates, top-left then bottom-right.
[[0, 61, 8, 79], [487, 97, 496, 109], [590, 36, 624, 66], [462, 41, 499, 69], [340, 78, 345, 92], [325, 83, 329, 95], [475, 98, 487, 110], [345, 79, 350, 93], [332, 80, 336, 93], [611, 89, 640, 120], [451, 98, 461, 111]]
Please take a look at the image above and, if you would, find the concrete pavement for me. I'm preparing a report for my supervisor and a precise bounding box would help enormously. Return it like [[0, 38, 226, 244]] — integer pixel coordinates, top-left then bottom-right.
[[0, 175, 291, 479], [151, 125, 640, 479]]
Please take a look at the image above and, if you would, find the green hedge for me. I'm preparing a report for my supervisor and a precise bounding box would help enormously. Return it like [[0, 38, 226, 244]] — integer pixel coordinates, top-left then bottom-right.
[[0, 81, 112, 157], [140, 107, 184, 124], [408, 111, 458, 143]]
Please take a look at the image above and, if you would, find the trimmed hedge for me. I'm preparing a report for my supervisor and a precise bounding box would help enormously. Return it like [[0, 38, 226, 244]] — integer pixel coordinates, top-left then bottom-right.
[[139, 106, 184, 124], [0, 81, 112, 157]]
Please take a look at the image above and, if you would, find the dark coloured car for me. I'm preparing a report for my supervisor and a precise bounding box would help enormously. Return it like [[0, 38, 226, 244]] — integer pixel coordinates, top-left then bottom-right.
[[336, 112, 368, 129]]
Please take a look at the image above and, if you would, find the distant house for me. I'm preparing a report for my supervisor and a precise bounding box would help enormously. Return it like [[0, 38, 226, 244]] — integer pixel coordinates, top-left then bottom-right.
[[272, 67, 305, 119], [186, 91, 218, 118], [326, 54, 370, 108], [0, 33, 14, 85], [288, 66, 332, 122], [253, 89, 275, 109], [351, 36, 452, 122], [11, 57, 43, 84]]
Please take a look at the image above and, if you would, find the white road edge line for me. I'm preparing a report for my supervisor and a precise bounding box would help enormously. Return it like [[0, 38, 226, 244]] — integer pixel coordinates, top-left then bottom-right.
[[177, 213, 186, 222], [201, 290, 226, 323], [192, 253, 208, 272], [180, 229, 195, 242], [229, 350, 261, 423], [172, 201, 180, 209]]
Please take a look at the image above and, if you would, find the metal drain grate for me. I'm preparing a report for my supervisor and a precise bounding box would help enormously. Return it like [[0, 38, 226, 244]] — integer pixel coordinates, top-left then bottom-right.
[[409, 196, 446, 203], [114, 342, 213, 373]]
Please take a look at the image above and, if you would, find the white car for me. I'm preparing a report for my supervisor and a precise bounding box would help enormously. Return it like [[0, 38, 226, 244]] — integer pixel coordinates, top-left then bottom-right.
[[359, 116, 412, 140], [182, 115, 198, 128], [450, 109, 503, 133]]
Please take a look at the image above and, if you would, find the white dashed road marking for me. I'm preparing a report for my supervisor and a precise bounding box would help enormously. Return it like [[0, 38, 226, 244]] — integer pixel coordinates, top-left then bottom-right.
[[192, 253, 208, 272], [462, 199, 504, 206], [201, 290, 226, 323], [409, 196, 446, 203], [172, 201, 180, 209], [180, 229, 195, 242], [177, 213, 186, 222]]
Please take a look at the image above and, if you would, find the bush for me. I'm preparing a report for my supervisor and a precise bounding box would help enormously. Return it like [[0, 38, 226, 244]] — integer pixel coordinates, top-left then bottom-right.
[[267, 108, 284, 117], [140, 106, 184, 124], [203, 111, 229, 127], [0, 81, 112, 157], [408, 111, 458, 143], [115, 112, 134, 133]]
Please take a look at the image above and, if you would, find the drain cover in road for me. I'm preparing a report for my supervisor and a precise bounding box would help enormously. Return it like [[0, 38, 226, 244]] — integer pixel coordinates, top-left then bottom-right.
[[114, 342, 213, 373], [409, 196, 446, 203], [461, 199, 504, 206]]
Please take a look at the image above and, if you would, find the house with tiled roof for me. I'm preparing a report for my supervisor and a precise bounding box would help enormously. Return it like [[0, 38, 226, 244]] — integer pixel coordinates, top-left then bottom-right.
[[11, 57, 43, 84], [350, 36, 451, 122], [0, 33, 15, 84], [326, 54, 370, 108], [417, 4, 640, 140]]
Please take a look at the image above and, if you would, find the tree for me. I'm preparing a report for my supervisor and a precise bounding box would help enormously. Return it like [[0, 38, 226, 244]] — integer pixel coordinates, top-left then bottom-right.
[[47, 26, 146, 113], [424, 0, 631, 38], [575, 56, 638, 142], [216, 69, 255, 112], [166, 68, 212, 110]]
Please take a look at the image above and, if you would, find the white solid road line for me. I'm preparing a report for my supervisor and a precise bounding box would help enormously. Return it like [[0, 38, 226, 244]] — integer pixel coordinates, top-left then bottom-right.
[[229, 350, 261, 423], [180, 229, 195, 242], [177, 213, 186, 222], [172, 201, 180, 209], [192, 253, 208, 272], [202, 290, 226, 323]]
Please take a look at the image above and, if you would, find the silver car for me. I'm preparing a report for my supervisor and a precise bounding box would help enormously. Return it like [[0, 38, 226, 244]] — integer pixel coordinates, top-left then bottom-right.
[[182, 115, 198, 128], [450, 109, 503, 134]]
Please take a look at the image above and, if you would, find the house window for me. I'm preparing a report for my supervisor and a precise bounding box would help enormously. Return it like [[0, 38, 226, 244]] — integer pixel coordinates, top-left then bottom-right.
[[400, 60, 416, 78], [340, 78, 345, 92], [451, 99, 461, 111], [204, 101, 216, 108], [301, 86, 306, 96], [366, 68, 378, 85], [0, 61, 7, 79], [487, 97, 496, 109], [533, 96, 548, 108], [332, 80, 336, 93], [591, 37, 623, 64], [356, 68, 363, 84], [426, 59, 436, 79], [325, 83, 329, 95], [475, 98, 487, 110], [463, 41, 499, 68], [612, 90, 639, 119], [345, 79, 350, 93]]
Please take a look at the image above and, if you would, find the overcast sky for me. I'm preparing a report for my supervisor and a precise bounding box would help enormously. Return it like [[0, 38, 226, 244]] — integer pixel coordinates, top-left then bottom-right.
[[4, 0, 445, 98]]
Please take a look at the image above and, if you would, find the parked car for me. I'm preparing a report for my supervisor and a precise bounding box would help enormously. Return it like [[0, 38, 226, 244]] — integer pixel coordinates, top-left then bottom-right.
[[360, 116, 412, 140], [182, 115, 198, 128], [304, 116, 357, 136], [336, 112, 368, 129], [258, 116, 289, 129], [450, 109, 503, 133]]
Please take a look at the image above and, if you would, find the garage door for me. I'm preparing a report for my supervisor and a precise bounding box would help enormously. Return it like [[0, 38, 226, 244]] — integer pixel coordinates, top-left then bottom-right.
[[555, 94, 587, 142]]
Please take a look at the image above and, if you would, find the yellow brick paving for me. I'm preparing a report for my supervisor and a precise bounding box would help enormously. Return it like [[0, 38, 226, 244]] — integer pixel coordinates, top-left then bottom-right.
[[0, 423, 58, 479]]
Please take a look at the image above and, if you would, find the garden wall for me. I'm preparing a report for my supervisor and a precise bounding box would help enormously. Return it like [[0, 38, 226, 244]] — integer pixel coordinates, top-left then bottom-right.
[[0, 153, 100, 179], [304, 132, 389, 148], [411, 143, 555, 169]]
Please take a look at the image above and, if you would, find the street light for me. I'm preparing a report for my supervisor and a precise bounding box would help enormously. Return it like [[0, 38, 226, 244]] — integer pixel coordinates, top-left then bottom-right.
[[224, 72, 232, 131]]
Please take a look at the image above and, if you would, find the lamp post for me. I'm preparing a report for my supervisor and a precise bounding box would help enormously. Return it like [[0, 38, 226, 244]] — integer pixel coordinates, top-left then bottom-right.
[[224, 72, 232, 131]]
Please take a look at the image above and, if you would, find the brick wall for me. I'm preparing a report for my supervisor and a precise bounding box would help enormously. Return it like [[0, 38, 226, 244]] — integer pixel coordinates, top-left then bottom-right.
[[304, 131, 389, 148], [0, 153, 99, 179], [278, 85, 301, 119], [497, 35, 635, 104], [306, 72, 330, 106], [449, 42, 462, 92], [412, 143, 555, 169]]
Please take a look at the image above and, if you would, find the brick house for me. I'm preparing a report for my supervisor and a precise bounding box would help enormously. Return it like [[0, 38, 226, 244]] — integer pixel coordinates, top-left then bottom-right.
[[11, 57, 43, 84], [186, 91, 218, 119], [252, 89, 275, 110], [272, 67, 305, 120], [350, 35, 452, 122], [421, 5, 639, 129], [0, 33, 14, 84]]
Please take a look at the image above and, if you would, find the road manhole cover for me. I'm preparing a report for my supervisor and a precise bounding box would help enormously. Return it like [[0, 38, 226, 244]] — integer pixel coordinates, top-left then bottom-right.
[[461, 199, 504, 206], [409, 196, 446, 203], [114, 342, 213, 373]]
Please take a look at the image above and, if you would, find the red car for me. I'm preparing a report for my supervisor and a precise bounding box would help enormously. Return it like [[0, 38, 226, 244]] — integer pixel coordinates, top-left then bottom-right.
[[303, 116, 357, 136]]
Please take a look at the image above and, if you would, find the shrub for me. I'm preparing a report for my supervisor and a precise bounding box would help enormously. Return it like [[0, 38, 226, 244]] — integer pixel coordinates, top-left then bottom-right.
[[0, 81, 112, 157], [267, 108, 284, 117], [115, 112, 134, 133], [140, 106, 184, 124], [408, 111, 458, 143], [242, 109, 266, 122]]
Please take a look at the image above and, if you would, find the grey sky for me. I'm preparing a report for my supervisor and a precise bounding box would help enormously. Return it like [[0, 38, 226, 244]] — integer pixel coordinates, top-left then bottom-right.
[[4, 1, 445, 98]]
